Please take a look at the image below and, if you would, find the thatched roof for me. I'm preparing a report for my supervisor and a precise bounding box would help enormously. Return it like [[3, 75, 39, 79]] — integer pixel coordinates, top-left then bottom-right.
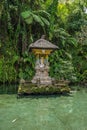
[[29, 36, 59, 50]]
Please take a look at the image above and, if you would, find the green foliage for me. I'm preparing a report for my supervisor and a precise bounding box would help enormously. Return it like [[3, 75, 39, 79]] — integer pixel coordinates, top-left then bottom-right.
[[54, 28, 77, 49], [0, 0, 87, 84], [0, 57, 17, 83], [72, 25, 87, 81], [49, 54, 77, 82], [18, 52, 35, 80], [80, 70, 87, 81], [21, 10, 50, 28], [66, 1, 86, 34]]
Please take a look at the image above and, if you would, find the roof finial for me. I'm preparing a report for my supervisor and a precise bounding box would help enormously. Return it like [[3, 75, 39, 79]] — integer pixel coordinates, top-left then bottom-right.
[[41, 35, 45, 39]]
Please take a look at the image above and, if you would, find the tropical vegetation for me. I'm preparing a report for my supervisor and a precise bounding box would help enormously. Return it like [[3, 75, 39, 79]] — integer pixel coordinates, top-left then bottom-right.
[[0, 0, 87, 84]]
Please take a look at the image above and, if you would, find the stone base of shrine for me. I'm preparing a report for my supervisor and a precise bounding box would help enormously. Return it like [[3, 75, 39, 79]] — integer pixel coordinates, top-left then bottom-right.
[[31, 76, 52, 85], [17, 80, 71, 98]]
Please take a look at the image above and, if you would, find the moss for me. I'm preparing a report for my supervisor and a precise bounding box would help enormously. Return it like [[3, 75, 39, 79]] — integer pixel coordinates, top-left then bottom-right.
[[18, 84, 70, 95]]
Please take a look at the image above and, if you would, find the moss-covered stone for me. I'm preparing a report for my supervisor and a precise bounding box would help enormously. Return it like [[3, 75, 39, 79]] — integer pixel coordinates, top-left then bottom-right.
[[18, 83, 70, 96]]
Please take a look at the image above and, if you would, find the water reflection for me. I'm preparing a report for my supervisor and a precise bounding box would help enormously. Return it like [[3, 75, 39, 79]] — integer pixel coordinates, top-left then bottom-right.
[[0, 84, 18, 94]]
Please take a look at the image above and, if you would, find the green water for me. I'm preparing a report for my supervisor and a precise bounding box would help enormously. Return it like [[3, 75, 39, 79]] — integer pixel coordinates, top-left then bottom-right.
[[0, 87, 87, 130]]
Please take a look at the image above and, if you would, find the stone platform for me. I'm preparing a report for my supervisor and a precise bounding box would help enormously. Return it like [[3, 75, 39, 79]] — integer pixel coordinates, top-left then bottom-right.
[[17, 79, 70, 97]]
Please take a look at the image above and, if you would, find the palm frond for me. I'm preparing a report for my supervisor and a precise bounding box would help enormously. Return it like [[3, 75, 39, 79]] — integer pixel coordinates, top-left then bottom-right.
[[40, 16, 50, 26], [32, 13, 44, 26]]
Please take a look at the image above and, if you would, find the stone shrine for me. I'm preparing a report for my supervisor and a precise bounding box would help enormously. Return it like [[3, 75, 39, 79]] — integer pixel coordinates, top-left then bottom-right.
[[29, 36, 58, 85], [18, 36, 70, 97]]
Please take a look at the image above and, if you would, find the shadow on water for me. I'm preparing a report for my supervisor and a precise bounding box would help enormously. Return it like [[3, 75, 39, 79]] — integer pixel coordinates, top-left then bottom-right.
[[17, 92, 72, 100], [0, 84, 18, 94]]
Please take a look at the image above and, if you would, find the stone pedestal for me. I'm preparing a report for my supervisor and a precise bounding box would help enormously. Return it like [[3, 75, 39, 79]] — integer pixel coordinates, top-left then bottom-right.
[[32, 63, 52, 85]]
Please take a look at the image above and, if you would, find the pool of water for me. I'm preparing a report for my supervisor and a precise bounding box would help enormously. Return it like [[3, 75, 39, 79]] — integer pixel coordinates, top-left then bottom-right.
[[0, 86, 87, 130]]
